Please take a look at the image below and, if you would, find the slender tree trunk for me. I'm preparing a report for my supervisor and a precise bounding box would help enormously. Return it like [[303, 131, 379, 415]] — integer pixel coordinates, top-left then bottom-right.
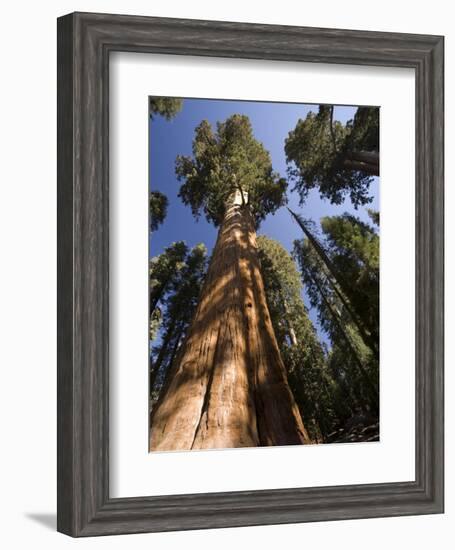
[[288, 325, 298, 347], [149, 198, 310, 451], [283, 300, 298, 346], [288, 209, 379, 359]]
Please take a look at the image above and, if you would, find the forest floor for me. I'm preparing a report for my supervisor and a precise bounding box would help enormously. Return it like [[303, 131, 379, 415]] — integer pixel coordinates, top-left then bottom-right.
[[325, 413, 380, 444]]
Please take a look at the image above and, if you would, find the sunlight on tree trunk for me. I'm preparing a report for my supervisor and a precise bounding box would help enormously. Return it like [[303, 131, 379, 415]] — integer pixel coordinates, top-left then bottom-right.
[[149, 196, 310, 451]]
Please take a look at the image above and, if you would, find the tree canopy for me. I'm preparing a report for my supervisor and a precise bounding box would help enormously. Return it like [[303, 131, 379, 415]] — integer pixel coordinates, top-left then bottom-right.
[[343, 107, 379, 157], [257, 235, 303, 346], [285, 106, 379, 207], [289, 209, 379, 357], [149, 97, 183, 120], [149, 191, 169, 232], [175, 114, 287, 227], [150, 243, 207, 400], [149, 241, 188, 320]]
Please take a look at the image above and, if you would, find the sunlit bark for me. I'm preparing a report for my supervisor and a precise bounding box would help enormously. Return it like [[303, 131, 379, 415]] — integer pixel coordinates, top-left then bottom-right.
[[149, 197, 310, 451]]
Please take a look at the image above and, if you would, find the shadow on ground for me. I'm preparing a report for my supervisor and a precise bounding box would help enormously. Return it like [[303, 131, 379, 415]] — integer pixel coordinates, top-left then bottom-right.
[[26, 513, 56, 531]]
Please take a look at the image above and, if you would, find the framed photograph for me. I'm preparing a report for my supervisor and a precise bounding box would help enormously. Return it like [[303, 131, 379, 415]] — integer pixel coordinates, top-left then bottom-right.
[[57, 12, 444, 536]]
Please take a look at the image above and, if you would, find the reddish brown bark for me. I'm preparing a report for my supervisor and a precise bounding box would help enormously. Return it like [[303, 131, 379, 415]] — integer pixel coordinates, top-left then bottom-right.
[[149, 199, 310, 451]]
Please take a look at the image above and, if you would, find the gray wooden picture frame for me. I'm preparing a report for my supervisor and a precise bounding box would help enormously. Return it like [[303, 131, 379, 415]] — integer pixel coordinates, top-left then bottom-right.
[[57, 12, 444, 537]]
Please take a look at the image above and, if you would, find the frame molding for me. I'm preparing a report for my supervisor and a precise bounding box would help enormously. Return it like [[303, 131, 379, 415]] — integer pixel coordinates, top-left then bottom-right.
[[57, 12, 444, 536]]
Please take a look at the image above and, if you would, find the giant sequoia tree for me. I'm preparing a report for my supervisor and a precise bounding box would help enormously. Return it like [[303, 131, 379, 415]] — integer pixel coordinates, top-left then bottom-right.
[[285, 106, 379, 207], [149, 115, 310, 451]]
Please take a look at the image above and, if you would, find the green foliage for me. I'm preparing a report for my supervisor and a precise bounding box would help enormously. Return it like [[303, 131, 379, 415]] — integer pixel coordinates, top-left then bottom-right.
[[344, 107, 379, 154], [257, 235, 303, 346], [327, 327, 378, 417], [320, 213, 379, 344], [293, 215, 379, 417], [149, 308, 162, 342], [285, 343, 339, 441], [149, 96, 183, 120], [176, 115, 287, 227], [150, 244, 208, 398], [285, 105, 379, 207], [257, 235, 338, 441], [290, 209, 379, 358], [149, 191, 169, 232], [149, 241, 188, 314], [367, 208, 380, 226]]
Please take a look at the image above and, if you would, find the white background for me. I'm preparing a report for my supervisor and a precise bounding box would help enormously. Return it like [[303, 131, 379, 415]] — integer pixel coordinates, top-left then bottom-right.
[[0, 1, 452, 549], [110, 53, 415, 497]]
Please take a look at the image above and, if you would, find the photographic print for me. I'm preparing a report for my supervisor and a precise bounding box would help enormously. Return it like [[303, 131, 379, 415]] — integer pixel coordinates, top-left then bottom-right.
[[148, 97, 379, 452]]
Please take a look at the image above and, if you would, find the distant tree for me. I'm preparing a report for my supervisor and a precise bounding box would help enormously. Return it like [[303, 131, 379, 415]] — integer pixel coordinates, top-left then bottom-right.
[[257, 236, 338, 441], [149, 307, 162, 342], [149, 96, 183, 120], [289, 209, 379, 358], [343, 107, 379, 169], [256, 235, 303, 347], [293, 233, 379, 415], [320, 212, 379, 350], [326, 343, 367, 419], [150, 244, 208, 401], [367, 208, 380, 226], [149, 191, 169, 231], [150, 114, 310, 452], [285, 106, 379, 207], [149, 241, 188, 315]]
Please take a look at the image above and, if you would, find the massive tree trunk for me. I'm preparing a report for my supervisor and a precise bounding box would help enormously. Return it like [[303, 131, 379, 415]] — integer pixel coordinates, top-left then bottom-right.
[[149, 196, 310, 451]]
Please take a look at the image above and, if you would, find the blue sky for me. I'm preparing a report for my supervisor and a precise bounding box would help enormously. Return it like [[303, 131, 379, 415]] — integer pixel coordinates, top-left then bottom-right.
[[149, 98, 379, 347]]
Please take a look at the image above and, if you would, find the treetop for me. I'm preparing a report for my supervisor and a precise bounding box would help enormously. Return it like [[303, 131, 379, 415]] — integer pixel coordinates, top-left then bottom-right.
[[175, 114, 287, 227]]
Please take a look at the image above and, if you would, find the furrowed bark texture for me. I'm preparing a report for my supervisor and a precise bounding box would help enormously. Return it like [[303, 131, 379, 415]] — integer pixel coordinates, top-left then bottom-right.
[[150, 201, 310, 451]]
